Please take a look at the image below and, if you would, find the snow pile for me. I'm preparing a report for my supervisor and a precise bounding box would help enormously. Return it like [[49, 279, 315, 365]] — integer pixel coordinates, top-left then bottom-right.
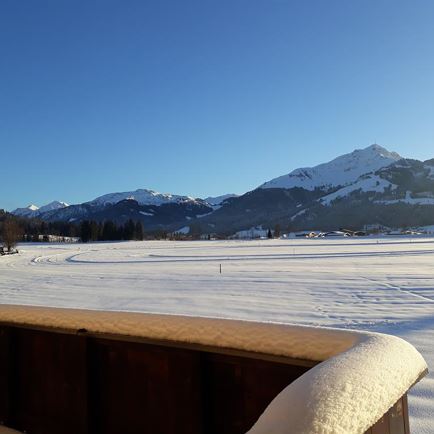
[[260, 144, 401, 191], [249, 332, 426, 434], [0, 305, 426, 434]]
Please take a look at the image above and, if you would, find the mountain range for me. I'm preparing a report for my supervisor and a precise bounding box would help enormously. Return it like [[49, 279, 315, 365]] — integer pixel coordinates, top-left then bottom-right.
[[12, 144, 434, 234]]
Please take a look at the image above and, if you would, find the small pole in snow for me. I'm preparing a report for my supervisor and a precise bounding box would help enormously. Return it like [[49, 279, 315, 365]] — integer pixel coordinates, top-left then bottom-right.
[[219, 263, 222, 274]]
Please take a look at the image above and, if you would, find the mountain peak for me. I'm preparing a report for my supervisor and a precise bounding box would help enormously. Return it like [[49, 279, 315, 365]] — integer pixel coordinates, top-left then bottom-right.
[[10, 204, 39, 217], [12, 200, 68, 217], [87, 188, 200, 207], [205, 194, 239, 206], [358, 144, 402, 160], [260, 144, 402, 191], [38, 201, 69, 213]]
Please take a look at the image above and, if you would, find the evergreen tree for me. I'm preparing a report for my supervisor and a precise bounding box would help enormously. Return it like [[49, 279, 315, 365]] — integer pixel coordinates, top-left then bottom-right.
[[90, 221, 99, 241], [189, 222, 202, 240], [102, 220, 117, 241], [123, 219, 136, 240], [267, 229, 273, 239], [80, 220, 92, 243], [97, 222, 104, 241], [135, 221, 144, 241]]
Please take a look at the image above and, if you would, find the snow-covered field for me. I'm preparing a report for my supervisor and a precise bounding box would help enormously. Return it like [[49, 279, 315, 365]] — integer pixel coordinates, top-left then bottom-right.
[[1, 238, 434, 433]]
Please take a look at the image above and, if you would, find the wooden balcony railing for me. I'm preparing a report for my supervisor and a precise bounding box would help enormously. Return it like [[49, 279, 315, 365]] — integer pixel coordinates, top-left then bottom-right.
[[0, 306, 427, 434]]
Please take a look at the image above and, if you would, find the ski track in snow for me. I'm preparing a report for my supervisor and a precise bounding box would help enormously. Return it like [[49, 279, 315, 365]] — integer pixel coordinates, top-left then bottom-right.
[[1, 237, 434, 433]]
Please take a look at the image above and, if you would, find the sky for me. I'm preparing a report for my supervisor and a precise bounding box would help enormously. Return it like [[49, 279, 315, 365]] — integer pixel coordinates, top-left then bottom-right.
[[1, 0, 434, 210]]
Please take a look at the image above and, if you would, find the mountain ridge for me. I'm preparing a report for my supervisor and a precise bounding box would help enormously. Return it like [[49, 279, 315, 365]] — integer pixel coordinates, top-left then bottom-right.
[[10, 144, 434, 234]]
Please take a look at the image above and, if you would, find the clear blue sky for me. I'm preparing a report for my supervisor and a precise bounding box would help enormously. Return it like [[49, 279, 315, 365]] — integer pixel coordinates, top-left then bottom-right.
[[2, 0, 434, 210]]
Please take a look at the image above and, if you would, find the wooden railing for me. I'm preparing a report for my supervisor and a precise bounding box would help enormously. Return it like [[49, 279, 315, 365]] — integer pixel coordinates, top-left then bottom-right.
[[0, 324, 410, 434]]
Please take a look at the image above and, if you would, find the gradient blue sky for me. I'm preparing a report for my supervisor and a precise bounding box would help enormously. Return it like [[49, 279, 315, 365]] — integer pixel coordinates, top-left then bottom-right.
[[2, 0, 434, 210]]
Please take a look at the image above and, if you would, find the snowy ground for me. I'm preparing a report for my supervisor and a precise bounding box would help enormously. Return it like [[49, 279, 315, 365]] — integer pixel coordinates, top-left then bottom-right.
[[1, 238, 434, 433]]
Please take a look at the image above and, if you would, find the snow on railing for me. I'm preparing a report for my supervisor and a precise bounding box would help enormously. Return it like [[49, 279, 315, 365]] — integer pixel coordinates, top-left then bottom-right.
[[0, 304, 427, 434]]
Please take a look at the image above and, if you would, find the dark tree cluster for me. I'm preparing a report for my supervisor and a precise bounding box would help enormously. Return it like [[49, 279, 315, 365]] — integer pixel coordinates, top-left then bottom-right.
[[0, 210, 81, 244], [22, 220, 80, 241], [80, 219, 144, 243], [0, 211, 147, 245]]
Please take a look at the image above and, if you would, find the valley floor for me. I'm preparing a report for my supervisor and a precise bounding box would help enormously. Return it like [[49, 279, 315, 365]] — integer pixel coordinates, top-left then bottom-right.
[[1, 238, 434, 433]]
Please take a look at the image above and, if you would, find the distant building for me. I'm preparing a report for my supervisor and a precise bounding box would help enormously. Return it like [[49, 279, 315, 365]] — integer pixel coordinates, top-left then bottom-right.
[[230, 226, 270, 239], [31, 234, 80, 243]]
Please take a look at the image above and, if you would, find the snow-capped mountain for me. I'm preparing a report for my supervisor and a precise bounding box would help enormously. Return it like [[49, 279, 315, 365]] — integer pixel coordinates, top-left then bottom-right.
[[13, 201, 69, 218], [204, 194, 238, 206], [11, 144, 434, 235], [11, 188, 235, 226], [87, 189, 200, 207], [12, 204, 40, 218], [204, 194, 238, 210], [11, 189, 214, 230], [38, 201, 69, 213], [260, 144, 402, 190], [198, 145, 434, 234]]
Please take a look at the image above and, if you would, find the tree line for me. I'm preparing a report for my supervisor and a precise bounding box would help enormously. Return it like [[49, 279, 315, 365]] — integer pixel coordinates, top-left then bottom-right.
[[0, 209, 282, 250], [0, 210, 147, 249], [79, 219, 144, 242]]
